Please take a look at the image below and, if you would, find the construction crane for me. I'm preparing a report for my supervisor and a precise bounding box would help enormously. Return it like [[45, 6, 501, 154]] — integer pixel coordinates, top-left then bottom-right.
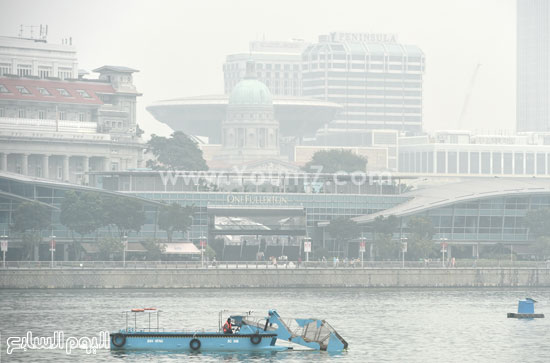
[[458, 63, 482, 130]]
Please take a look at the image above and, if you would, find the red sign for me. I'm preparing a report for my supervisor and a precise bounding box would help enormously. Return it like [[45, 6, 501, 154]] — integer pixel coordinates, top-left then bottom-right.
[[200, 240, 206, 247], [359, 241, 366, 253], [440, 242, 448, 248], [50, 239, 56, 251], [304, 241, 312, 253], [1, 240, 7, 252]]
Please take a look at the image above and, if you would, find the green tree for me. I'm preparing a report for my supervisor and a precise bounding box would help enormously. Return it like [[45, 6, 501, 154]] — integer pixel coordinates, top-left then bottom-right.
[[97, 237, 124, 260], [102, 196, 146, 238], [141, 239, 166, 261], [11, 201, 51, 260], [60, 191, 104, 244], [407, 216, 436, 259], [205, 245, 216, 260], [146, 131, 208, 171], [157, 203, 193, 242], [326, 217, 362, 256], [371, 215, 400, 260], [303, 149, 368, 174]]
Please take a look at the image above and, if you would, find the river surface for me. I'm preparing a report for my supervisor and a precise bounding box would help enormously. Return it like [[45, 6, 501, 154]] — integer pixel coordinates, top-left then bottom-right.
[[0, 288, 549, 362]]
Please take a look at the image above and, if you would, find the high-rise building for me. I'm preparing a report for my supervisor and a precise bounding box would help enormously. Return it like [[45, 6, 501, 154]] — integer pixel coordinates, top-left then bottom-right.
[[302, 32, 425, 144], [223, 40, 308, 96], [517, 0, 550, 132]]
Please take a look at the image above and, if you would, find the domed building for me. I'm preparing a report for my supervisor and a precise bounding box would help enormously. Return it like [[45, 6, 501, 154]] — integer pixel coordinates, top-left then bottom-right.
[[215, 61, 285, 166]]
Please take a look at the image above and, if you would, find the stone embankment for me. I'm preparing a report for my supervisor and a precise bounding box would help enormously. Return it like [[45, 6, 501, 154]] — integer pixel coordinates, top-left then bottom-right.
[[1, 268, 549, 288]]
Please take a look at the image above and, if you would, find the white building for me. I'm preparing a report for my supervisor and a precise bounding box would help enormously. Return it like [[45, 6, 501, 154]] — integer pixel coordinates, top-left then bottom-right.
[[399, 130, 550, 177], [0, 35, 143, 184], [302, 32, 425, 144], [223, 40, 308, 97], [0, 35, 78, 79], [517, 0, 550, 132]]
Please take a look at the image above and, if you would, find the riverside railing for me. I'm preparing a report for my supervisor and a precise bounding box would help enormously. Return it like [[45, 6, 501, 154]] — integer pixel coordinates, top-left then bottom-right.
[[2, 260, 549, 270]]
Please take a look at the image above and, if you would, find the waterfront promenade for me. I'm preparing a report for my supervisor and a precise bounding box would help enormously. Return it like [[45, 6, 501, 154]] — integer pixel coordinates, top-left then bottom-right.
[[1, 261, 550, 289]]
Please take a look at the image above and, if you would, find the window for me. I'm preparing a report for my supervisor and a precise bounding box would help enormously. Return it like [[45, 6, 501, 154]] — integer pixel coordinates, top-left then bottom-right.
[[37, 87, 51, 96], [18, 109, 26, 118], [57, 88, 70, 97], [58, 67, 72, 80], [79, 113, 86, 121], [0, 108, 4, 117], [17, 65, 32, 77], [59, 111, 66, 120], [38, 110, 46, 119], [76, 89, 91, 98], [0, 84, 8, 93], [16, 86, 31, 95], [38, 67, 52, 78], [0, 63, 11, 76]]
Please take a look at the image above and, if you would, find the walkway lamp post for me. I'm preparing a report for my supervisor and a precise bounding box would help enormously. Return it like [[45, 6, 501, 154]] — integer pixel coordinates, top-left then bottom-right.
[[303, 237, 312, 263], [1, 234, 8, 269], [359, 237, 366, 268], [49, 234, 56, 268], [439, 237, 448, 267], [122, 235, 128, 268], [200, 236, 206, 268], [400, 237, 408, 268]]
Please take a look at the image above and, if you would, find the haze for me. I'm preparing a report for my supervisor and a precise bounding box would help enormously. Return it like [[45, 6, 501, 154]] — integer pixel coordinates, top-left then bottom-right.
[[0, 0, 516, 137]]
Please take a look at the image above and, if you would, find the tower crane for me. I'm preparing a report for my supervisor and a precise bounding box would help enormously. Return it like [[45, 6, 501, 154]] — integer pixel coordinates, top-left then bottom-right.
[[458, 63, 482, 130]]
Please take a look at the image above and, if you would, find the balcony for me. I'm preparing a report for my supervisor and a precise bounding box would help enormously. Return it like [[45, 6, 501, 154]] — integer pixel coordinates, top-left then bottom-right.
[[0, 117, 98, 134]]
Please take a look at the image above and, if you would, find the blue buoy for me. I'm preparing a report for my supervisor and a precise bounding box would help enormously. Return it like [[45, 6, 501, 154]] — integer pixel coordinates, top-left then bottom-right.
[[508, 298, 545, 318]]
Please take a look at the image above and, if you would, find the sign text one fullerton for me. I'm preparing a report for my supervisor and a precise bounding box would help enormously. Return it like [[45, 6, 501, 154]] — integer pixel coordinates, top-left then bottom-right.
[[226, 194, 288, 205], [330, 32, 398, 43]]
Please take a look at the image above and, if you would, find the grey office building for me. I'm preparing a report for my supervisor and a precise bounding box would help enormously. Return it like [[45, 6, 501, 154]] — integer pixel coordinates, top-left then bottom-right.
[[302, 32, 425, 145], [517, 0, 550, 132]]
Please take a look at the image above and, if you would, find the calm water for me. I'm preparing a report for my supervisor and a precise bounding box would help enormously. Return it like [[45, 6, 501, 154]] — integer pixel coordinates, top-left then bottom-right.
[[0, 288, 549, 362]]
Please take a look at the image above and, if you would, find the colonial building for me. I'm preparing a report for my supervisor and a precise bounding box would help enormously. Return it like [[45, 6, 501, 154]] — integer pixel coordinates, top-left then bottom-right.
[[0, 35, 143, 184], [214, 62, 284, 167]]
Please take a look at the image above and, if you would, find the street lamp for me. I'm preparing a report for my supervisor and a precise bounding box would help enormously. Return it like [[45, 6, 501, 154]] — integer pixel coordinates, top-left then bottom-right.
[[303, 237, 312, 262], [122, 235, 128, 268], [359, 237, 366, 268], [400, 237, 408, 268], [1, 234, 8, 269], [49, 234, 56, 268], [200, 236, 206, 268], [439, 237, 448, 267]]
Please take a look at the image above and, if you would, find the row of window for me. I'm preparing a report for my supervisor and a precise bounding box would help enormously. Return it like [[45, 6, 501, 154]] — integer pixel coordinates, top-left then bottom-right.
[[0, 107, 87, 121], [400, 151, 550, 175], [0, 64, 74, 79], [0, 83, 92, 98]]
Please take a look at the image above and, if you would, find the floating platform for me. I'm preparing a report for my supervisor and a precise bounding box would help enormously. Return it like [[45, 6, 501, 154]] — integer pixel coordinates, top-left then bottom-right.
[[507, 313, 545, 319], [507, 298, 545, 319]]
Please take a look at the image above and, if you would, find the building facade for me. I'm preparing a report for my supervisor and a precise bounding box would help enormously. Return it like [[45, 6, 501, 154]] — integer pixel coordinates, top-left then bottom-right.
[[2, 170, 549, 261], [302, 32, 425, 144], [399, 131, 550, 177], [0, 36, 144, 184], [223, 40, 308, 97], [0, 35, 78, 79], [517, 0, 550, 132]]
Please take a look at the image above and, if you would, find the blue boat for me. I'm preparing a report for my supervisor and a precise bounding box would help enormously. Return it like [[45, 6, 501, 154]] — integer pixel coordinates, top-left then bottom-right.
[[110, 308, 348, 352]]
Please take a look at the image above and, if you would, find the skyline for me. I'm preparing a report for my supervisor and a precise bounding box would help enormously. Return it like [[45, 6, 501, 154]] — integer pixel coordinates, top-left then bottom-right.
[[0, 0, 516, 138]]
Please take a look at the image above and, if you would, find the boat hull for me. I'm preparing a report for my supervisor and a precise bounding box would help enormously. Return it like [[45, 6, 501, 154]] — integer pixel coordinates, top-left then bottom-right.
[[110, 332, 286, 352]]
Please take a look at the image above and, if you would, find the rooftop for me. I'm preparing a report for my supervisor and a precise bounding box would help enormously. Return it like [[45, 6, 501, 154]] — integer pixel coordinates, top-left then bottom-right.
[[353, 177, 550, 224]]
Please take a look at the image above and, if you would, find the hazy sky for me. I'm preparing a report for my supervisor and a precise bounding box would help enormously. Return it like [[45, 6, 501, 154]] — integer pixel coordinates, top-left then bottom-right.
[[0, 0, 516, 138]]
